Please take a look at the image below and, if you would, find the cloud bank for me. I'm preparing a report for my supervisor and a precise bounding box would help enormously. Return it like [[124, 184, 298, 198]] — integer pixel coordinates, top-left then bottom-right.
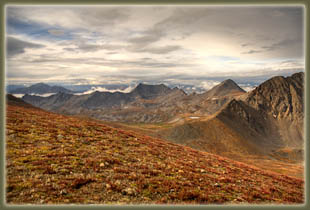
[[6, 5, 304, 89]]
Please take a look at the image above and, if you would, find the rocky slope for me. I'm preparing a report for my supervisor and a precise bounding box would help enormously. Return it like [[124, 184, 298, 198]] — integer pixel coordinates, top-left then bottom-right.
[[129, 83, 174, 99], [245, 72, 303, 122], [162, 72, 304, 164], [244, 72, 304, 148], [6, 95, 304, 204], [220, 72, 304, 149]]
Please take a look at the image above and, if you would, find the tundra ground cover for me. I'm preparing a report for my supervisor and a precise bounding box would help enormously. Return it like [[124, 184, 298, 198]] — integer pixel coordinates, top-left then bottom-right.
[[6, 104, 304, 204]]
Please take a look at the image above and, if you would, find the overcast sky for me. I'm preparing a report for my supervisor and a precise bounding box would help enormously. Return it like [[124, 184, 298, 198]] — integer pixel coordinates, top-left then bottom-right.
[[6, 5, 305, 90]]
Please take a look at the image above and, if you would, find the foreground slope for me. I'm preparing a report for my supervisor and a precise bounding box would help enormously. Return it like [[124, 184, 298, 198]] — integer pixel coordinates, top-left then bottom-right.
[[6, 96, 304, 204]]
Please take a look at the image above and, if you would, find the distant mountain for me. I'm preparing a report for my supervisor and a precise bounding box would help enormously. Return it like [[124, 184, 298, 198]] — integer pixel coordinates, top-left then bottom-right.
[[22, 83, 186, 115], [82, 91, 133, 109], [6, 85, 26, 92], [23, 92, 75, 111], [201, 79, 246, 99], [179, 79, 247, 116], [20, 80, 248, 123], [10, 83, 73, 94], [130, 83, 173, 99]]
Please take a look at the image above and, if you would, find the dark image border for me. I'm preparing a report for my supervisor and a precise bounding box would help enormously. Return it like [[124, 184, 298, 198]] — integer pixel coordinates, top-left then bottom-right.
[[0, 0, 308, 210]]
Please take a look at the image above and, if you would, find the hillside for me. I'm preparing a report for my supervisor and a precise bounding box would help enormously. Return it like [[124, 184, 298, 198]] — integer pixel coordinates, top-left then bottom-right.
[[6, 94, 35, 108], [6, 96, 304, 204]]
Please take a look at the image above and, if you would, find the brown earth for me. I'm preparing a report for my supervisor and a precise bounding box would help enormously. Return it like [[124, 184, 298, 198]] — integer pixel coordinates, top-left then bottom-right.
[[5, 97, 304, 205]]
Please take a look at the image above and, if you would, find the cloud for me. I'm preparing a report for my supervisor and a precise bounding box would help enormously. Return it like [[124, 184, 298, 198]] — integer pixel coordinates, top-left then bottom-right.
[[199, 80, 220, 91], [242, 49, 263, 54], [5, 5, 305, 88], [6, 36, 45, 56], [7, 6, 130, 31], [239, 85, 255, 92], [261, 38, 299, 51], [241, 43, 249, 47], [62, 41, 127, 52], [74, 85, 136, 95], [76, 43, 102, 52], [128, 45, 181, 54], [48, 29, 65, 36], [242, 38, 302, 56], [128, 28, 164, 46], [152, 7, 211, 36]]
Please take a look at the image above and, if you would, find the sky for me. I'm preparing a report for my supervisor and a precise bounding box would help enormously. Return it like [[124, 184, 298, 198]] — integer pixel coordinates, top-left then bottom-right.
[[5, 5, 305, 91]]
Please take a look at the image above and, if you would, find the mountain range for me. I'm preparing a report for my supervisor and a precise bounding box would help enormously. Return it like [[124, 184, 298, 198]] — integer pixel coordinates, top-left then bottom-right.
[[10, 83, 74, 94], [21, 79, 244, 122], [13, 72, 305, 177]]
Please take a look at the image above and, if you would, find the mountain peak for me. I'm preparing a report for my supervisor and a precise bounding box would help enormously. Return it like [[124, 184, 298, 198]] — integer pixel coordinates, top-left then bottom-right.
[[218, 79, 244, 90], [245, 72, 304, 121], [31, 83, 50, 88], [136, 83, 145, 88], [131, 83, 171, 99], [202, 79, 245, 98], [222, 78, 234, 83], [135, 83, 167, 89]]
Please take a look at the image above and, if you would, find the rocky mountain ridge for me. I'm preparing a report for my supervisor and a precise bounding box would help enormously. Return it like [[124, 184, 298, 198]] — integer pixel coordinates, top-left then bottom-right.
[[161, 72, 304, 164], [245, 72, 303, 123], [10, 83, 73, 94], [21, 80, 245, 122]]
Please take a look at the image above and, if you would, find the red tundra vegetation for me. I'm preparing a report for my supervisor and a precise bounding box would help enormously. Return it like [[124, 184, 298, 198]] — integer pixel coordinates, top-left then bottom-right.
[[6, 102, 304, 205]]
